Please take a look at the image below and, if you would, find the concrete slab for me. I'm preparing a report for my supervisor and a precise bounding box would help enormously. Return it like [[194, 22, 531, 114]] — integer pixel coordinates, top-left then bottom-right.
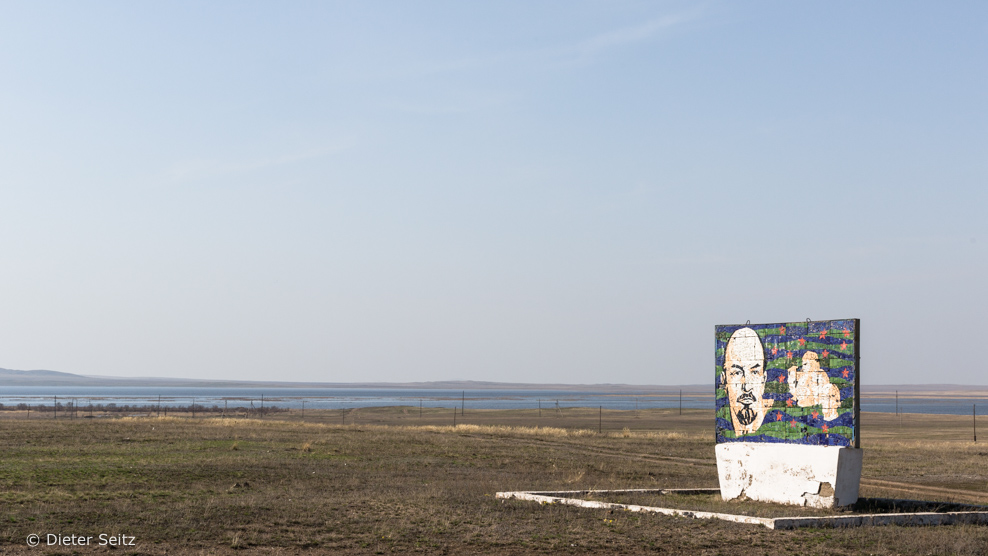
[[495, 488, 988, 530]]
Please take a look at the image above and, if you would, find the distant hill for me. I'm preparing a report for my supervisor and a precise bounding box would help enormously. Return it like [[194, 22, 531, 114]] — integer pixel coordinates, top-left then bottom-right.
[[0, 368, 282, 387], [1, 368, 985, 394], [0, 368, 711, 392], [0, 368, 103, 386]]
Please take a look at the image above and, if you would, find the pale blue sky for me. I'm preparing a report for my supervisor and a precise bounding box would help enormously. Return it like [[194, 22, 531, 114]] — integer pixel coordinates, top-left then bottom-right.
[[0, 2, 985, 384]]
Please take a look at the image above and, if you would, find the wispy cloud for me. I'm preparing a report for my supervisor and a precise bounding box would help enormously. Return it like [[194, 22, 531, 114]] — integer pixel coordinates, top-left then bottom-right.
[[565, 14, 697, 60], [375, 11, 700, 114], [366, 10, 701, 82], [162, 142, 352, 183], [516, 11, 703, 67], [383, 91, 521, 115]]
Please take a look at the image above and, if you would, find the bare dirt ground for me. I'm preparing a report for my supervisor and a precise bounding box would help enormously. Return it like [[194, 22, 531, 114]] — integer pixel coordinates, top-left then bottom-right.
[[0, 407, 985, 554]]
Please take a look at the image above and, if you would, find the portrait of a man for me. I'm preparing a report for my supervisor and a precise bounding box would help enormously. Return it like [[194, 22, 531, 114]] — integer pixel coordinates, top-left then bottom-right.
[[722, 327, 769, 435]]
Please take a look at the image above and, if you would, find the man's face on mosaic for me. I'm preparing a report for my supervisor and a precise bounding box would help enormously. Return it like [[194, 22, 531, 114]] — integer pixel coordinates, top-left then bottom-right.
[[724, 327, 767, 435]]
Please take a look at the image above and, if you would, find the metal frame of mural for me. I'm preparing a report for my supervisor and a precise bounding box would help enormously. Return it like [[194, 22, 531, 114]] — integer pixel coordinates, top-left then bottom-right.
[[715, 319, 860, 448]]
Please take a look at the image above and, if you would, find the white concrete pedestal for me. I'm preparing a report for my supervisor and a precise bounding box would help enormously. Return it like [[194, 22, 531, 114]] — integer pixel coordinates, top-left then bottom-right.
[[716, 443, 863, 508]]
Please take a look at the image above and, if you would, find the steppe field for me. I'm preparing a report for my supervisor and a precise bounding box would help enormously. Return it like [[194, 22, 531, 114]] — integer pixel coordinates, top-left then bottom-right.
[[1, 407, 986, 555]]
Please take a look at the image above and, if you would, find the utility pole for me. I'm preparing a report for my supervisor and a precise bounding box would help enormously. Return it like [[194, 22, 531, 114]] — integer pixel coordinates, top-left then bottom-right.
[[599, 406, 602, 434], [896, 391, 901, 427], [461, 391, 465, 416], [679, 390, 683, 415], [974, 405, 977, 443]]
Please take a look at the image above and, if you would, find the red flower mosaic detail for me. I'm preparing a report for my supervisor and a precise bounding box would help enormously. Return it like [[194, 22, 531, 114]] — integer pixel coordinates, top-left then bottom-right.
[[771, 347, 778, 356], [819, 330, 827, 339], [812, 410, 819, 419], [776, 413, 782, 421], [778, 375, 785, 383], [780, 326, 786, 334], [840, 341, 848, 351], [798, 338, 806, 347], [842, 369, 849, 379], [822, 349, 829, 358], [822, 424, 829, 433], [843, 328, 850, 338], [786, 398, 794, 407]]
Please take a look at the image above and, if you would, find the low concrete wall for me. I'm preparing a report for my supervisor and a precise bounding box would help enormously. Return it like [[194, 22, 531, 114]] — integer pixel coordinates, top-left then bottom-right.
[[495, 488, 988, 530], [495, 489, 774, 528]]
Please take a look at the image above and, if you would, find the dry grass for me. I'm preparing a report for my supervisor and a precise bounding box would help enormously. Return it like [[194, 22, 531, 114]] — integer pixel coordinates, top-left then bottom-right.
[[0, 407, 984, 554]]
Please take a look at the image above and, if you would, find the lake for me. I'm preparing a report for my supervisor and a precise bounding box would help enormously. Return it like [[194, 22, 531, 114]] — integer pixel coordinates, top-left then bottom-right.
[[0, 386, 984, 415]]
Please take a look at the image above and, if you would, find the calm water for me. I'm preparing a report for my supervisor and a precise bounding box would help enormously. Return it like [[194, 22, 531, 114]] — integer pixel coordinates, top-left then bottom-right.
[[0, 386, 984, 415], [0, 387, 706, 411]]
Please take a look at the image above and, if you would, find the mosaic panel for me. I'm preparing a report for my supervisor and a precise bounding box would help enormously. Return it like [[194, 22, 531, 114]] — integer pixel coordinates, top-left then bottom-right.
[[715, 319, 859, 447]]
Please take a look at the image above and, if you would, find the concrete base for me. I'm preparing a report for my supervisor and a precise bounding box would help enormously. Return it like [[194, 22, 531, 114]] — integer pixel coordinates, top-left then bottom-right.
[[495, 489, 988, 529], [716, 444, 863, 508]]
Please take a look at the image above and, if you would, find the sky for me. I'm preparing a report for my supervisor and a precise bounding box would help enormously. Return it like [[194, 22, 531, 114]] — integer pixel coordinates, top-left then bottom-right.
[[0, 2, 985, 385]]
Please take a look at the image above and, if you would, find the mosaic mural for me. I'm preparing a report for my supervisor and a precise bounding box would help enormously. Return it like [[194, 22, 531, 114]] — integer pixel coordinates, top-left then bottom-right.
[[715, 319, 859, 447]]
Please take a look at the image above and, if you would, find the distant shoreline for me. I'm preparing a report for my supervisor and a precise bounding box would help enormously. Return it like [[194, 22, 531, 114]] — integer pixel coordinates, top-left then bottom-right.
[[2, 368, 987, 394]]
